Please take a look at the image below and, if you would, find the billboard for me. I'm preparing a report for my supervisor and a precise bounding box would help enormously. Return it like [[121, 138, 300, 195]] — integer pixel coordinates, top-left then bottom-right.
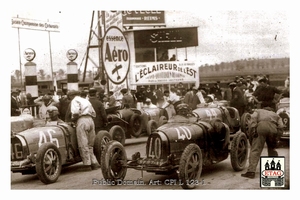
[[122, 11, 165, 27], [131, 61, 199, 85], [133, 27, 198, 48]]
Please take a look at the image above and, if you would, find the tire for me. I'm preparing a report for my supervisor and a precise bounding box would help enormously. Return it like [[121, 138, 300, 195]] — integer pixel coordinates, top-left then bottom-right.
[[101, 140, 127, 182], [230, 132, 249, 171], [158, 116, 168, 127], [240, 113, 252, 138], [129, 113, 143, 138], [35, 143, 62, 184], [146, 120, 158, 135], [94, 130, 112, 165], [178, 144, 202, 189], [109, 125, 126, 145]]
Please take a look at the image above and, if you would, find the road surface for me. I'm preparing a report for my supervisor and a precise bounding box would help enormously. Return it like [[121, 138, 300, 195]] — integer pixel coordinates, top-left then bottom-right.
[[11, 138, 289, 190]]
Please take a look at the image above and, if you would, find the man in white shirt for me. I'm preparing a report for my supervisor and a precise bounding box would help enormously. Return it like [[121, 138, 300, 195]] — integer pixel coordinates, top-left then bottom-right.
[[68, 90, 99, 171]]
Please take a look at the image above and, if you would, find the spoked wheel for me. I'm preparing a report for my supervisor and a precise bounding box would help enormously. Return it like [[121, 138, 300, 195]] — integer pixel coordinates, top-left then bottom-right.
[[230, 132, 249, 171], [109, 125, 126, 145], [178, 143, 202, 189], [240, 113, 252, 138], [146, 120, 158, 135], [94, 130, 112, 165], [36, 143, 62, 184], [101, 140, 127, 182], [129, 113, 143, 137]]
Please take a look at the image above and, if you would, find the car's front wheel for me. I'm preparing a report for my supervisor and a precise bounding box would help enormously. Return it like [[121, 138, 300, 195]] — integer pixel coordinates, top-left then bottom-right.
[[94, 130, 112, 165], [230, 131, 249, 171], [36, 143, 62, 184], [178, 143, 202, 189], [101, 140, 127, 182], [240, 113, 252, 138]]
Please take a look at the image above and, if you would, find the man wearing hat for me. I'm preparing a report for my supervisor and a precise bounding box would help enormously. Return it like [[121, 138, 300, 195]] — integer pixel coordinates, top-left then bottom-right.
[[34, 94, 59, 120], [121, 88, 135, 108], [46, 106, 64, 124], [252, 77, 282, 111], [241, 108, 284, 178], [88, 88, 108, 134], [209, 81, 223, 101], [184, 86, 204, 110], [11, 89, 21, 116], [68, 89, 100, 170]]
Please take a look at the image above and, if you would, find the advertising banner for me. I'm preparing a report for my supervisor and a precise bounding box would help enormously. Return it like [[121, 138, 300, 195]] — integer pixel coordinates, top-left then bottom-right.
[[132, 61, 199, 85], [11, 17, 60, 32], [122, 11, 165, 27]]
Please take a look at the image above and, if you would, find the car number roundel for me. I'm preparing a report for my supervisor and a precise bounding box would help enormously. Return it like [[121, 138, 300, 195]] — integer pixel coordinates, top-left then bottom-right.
[[102, 26, 130, 84]]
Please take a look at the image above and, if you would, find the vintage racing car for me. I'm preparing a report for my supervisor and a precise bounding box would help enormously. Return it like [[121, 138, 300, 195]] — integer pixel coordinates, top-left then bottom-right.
[[104, 106, 143, 145], [276, 96, 290, 139], [100, 103, 249, 189], [11, 114, 111, 184], [139, 105, 169, 135]]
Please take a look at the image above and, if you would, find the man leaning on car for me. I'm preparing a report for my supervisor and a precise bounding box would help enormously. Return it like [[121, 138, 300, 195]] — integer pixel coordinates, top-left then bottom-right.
[[68, 90, 100, 171]]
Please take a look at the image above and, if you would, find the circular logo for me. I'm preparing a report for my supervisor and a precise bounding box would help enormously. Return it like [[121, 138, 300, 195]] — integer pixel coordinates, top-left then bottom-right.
[[66, 49, 78, 61], [23, 48, 36, 61], [102, 26, 130, 84]]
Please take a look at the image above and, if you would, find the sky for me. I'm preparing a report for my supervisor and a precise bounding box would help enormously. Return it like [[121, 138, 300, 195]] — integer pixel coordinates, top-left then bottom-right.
[[8, 9, 291, 77]]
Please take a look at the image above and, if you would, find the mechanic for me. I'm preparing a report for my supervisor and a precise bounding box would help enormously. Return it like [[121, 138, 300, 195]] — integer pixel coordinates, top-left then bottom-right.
[[88, 88, 108, 134], [68, 90, 100, 171], [45, 106, 64, 124], [252, 77, 282, 111], [241, 107, 284, 179]]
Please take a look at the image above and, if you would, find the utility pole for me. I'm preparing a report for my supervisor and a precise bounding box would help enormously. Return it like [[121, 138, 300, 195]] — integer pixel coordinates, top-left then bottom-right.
[[82, 11, 104, 84]]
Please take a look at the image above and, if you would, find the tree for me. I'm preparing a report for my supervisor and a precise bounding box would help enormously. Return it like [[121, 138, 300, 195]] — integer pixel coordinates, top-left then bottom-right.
[[11, 75, 16, 83], [15, 70, 21, 82], [57, 69, 65, 79], [38, 69, 46, 80]]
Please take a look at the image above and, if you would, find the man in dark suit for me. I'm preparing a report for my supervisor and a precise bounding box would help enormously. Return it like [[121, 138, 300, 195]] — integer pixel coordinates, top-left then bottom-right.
[[11, 89, 21, 116], [88, 88, 108, 134]]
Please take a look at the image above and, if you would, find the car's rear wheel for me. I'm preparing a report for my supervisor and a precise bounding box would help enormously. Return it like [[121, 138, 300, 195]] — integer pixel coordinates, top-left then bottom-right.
[[101, 140, 127, 182], [94, 130, 112, 165], [240, 113, 252, 138], [230, 132, 249, 171], [178, 143, 202, 189], [36, 143, 62, 184], [147, 120, 158, 135], [129, 113, 143, 138], [109, 125, 126, 145]]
